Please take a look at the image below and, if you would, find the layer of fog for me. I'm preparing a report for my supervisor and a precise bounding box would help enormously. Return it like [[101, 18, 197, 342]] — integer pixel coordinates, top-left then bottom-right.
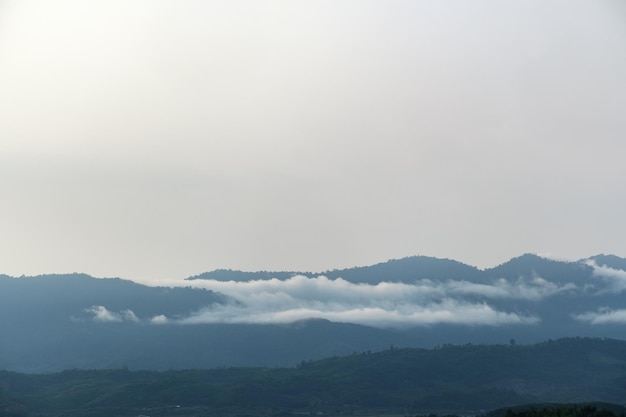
[[86, 274, 581, 327], [177, 275, 572, 327], [82, 260, 626, 328], [588, 261, 626, 294]]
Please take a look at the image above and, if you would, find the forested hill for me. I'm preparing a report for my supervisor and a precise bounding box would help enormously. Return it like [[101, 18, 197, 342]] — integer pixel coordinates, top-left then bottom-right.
[[0, 273, 226, 320], [1, 338, 626, 417], [188, 255, 483, 283], [2, 254, 626, 372], [188, 253, 623, 285]]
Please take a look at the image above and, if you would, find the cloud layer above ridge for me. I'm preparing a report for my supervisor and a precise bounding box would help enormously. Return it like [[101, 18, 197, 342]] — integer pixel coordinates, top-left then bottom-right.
[[161, 274, 580, 327], [81, 259, 626, 328]]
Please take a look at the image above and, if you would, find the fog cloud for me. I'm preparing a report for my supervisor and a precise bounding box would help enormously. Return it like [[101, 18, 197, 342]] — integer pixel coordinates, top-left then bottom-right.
[[439, 276, 575, 301], [182, 274, 574, 302], [86, 305, 139, 323], [160, 275, 557, 327], [150, 314, 169, 324], [573, 307, 626, 325], [586, 261, 626, 294], [180, 299, 537, 328]]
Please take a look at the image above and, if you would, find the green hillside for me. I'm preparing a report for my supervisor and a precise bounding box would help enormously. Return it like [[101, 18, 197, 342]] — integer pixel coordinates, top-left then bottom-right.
[[1, 338, 626, 417]]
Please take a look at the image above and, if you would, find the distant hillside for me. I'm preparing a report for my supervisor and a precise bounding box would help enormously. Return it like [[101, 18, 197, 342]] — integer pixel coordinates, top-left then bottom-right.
[[0, 273, 226, 320], [588, 254, 626, 271], [2, 254, 626, 372], [188, 255, 484, 283], [485, 254, 593, 284], [1, 338, 626, 417], [0, 274, 433, 372], [188, 268, 297, 282]]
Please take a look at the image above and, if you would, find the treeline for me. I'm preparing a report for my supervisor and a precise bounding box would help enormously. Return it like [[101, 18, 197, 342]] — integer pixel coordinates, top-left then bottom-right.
[[488, 404, 626, 417], [2, 338, 626, 417], [416, 405, 626, 417]]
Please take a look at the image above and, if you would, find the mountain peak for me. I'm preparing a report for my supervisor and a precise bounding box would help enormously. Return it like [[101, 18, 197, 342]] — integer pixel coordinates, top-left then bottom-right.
[[585, 254, 626, 271], [485, 253, 592, 282]]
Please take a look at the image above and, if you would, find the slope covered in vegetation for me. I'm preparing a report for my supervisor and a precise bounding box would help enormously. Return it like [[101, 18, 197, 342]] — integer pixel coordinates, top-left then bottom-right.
[[1, 338, 626, 417]]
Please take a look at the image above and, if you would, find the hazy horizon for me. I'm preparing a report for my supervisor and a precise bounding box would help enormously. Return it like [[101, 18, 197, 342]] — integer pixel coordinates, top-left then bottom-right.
[[1, 0, 625, 284], [0, 252, 618, 283]]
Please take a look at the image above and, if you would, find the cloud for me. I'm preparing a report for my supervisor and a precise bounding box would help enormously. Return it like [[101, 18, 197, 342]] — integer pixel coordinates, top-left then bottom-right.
[[585, 261, 626, 294], [150, 314, 169, 324], [85, 305, 139, 323], [439, 276, 575, 301], [163, 275, 549, 328], [184, 275, 439, 303], [75, 272, 565, 328], [180, 298, 538, 328], [182, 274, 573, 303], [573, 307, 626, 325]]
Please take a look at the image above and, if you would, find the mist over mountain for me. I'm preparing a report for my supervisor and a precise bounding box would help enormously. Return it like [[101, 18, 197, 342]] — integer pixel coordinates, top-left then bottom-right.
[[1, 254, 626, 372], [185, 254, 626, 329]]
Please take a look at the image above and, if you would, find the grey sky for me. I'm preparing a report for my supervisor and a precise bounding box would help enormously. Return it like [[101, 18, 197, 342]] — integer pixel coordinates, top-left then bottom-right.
[[1, 0, 625, 283]]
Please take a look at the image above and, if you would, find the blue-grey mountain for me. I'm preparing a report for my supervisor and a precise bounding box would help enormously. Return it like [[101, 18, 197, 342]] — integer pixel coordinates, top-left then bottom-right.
[[1, 254, 625, 372]]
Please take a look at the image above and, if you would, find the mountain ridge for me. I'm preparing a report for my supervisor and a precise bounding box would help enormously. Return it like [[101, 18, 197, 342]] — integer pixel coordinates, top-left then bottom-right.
[[187, 253, 624, 284], [2, 253, 626, 372]]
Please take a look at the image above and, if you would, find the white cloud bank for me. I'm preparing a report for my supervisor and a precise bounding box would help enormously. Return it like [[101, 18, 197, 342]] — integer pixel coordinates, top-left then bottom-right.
[[77, 260, 626, 328], [439, 276, 575, 301], [587, 261, 626, 294], [80, 274, 579, 327], [159, 275, 569, 328], [573, 308, 626, 325], [85, 305, 139, 323], [570, 261, 626, 324], [180, 299, 537, 328], [181, 274, 573, 303]]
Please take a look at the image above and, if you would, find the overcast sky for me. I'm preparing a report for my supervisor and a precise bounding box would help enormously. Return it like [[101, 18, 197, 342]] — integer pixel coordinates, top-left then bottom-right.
[[1, 0, 625, 283]]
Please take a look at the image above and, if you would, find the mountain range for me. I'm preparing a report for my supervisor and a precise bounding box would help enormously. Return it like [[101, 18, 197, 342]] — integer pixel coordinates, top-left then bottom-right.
[[1, 254, 626, 372]]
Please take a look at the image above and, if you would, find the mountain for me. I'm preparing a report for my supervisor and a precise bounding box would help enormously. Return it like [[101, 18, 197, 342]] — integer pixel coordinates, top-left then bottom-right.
[[0, 273, 227, 320], [188, 268, 297, 282], [0, 275, 434, 372], [0, 274, 228, 372], [188, 255, 484, 284], [587, 254, 626, 271], [1, 338, 626, 416], [2, 254, 626, 372], [485, 253, 593, 284], [189, 253, 626, 341]]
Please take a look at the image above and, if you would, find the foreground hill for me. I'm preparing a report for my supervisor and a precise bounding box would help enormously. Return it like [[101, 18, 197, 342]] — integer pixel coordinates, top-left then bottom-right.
[[1, 338, 626, 417], [2, 254, 626, 371]]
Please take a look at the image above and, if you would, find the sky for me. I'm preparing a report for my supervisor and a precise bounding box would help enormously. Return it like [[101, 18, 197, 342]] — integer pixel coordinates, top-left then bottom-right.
[[1, 0, 625, 284]]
